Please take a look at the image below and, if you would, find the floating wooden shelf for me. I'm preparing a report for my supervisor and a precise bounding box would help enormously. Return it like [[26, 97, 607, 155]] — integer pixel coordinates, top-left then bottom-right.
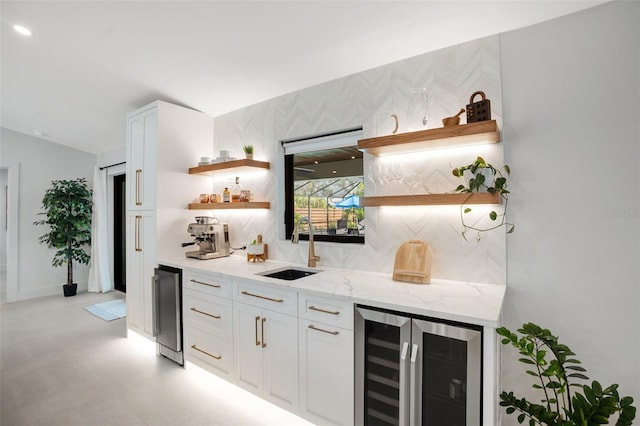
[[360, 193, 500, 207], [188, 202, 271, 210], [189, 159, 270, 175], [358, 120, 500, 156]]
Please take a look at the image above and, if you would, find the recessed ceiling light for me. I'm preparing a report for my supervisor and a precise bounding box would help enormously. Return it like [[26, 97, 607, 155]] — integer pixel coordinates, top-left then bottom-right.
[[14, 24, 32, 37]]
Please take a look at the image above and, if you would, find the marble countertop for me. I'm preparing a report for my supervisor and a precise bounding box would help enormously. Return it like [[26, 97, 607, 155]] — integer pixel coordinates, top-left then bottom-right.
[[158, 254, 506, 328]]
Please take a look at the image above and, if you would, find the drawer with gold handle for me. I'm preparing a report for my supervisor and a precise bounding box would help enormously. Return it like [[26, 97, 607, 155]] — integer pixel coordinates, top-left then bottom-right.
[[299, 293, 354, 330], [184, 290, 232, 335], [185, 328, 232, 380], [185, 273, 232, 299]]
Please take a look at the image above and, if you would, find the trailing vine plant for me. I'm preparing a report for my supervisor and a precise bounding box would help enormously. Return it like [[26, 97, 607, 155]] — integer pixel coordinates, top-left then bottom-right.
[[497, 323, 636, 425], [452, 156, 514, 241]]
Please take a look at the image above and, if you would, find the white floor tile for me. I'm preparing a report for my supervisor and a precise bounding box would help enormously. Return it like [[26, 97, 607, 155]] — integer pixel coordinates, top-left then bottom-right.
[[1, 292, 315, 426]]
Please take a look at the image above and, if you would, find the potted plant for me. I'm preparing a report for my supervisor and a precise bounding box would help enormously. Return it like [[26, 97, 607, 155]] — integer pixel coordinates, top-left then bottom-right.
[[242, 144, 254, 160], [247, 238, 264, 255], [497, 323, 636, 425], [452, 156, 514, 241], [34, 178, 92, 297]]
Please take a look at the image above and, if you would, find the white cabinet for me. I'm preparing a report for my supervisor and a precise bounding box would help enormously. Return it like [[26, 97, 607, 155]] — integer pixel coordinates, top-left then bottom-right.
[[298, 293, 354, 425], [126, 106, 157, 211], [125, 101, 212, 340], [125, 210, 155, 337], [233, 282, 299, 413], [183, 272, 234, 381]]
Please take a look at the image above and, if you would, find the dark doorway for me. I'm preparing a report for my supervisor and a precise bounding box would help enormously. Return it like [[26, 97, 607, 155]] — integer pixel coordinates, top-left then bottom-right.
[[114, 174, 126, 293]]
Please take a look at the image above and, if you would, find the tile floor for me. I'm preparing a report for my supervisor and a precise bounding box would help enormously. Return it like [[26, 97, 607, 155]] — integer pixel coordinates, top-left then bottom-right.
[[0, 291, 314, 426]]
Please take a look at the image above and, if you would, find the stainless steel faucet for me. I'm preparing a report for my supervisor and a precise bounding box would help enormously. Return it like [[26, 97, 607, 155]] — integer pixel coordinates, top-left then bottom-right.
[[291, 216, 320, 267]]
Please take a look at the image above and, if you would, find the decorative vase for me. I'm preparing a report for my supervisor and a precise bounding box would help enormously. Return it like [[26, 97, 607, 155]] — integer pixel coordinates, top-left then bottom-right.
[[245, 153, 253, 160], [407, 88, 429, 131]]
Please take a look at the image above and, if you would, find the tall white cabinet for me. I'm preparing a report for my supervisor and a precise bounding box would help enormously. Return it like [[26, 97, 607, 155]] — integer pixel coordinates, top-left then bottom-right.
[[126, 101, 212, 339]]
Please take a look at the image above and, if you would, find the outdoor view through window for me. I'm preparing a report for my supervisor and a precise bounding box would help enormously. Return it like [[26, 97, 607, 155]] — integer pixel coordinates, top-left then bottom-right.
[[284, 129, 364, 244]]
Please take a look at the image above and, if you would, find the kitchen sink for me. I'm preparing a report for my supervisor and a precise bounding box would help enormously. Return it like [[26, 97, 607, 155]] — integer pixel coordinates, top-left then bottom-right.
[[258, 268, 320, 281]]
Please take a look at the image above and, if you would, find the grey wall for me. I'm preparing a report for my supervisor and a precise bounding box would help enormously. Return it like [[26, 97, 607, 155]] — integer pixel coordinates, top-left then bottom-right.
[[500, 0, 640, 421], [0, 128, 96, 300]]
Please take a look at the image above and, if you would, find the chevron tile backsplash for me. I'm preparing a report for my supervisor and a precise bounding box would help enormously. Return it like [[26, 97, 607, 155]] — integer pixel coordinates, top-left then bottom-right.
[[209, 35, 506, 285]]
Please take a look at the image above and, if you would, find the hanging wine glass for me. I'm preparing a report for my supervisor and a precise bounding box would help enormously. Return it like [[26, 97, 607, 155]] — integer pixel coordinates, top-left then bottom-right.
[[404, 164, 420, 192], [407, 88, 429, 131], [380, 163, 393, 186], [391, 163, 403, 183], [366, 162, 379, 195]]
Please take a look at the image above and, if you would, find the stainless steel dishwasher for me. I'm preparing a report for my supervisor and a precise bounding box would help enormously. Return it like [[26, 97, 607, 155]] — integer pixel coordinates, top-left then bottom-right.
[[153, 265, 183, 366]]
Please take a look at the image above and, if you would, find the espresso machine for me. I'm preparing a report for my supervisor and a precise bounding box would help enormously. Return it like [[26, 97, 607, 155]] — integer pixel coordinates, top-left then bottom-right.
[[182, 217, 231, 260]]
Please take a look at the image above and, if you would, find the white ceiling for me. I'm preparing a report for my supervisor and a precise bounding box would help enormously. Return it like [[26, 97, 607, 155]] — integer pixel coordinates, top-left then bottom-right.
[[1, 1, 607, 156]]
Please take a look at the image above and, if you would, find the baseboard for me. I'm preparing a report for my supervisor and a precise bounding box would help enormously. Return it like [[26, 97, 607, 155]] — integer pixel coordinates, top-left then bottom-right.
[[18, 281, 88, 301]]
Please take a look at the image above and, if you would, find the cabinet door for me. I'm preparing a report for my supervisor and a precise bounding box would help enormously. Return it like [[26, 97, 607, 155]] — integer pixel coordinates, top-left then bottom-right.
[[233, 302, 264, 394], [262, 309, 299, 413], [299, 318, 354, 425], [126, 211, 156, 339], [126, 107, 157, 210]]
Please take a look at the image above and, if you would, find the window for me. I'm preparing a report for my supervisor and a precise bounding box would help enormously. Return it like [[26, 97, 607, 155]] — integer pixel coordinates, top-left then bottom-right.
[[284, 128, 364, 244]]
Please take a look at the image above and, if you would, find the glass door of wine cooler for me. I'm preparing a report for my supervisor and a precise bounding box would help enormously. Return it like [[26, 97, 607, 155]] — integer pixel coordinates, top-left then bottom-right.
[[411, 319, 482, 426], [355, 307, 411, 426], [356, 306, 483, 426]]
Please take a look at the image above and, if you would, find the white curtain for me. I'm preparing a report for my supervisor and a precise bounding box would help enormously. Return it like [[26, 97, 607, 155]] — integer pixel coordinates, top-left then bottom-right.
[[88, 166, 113, 293]]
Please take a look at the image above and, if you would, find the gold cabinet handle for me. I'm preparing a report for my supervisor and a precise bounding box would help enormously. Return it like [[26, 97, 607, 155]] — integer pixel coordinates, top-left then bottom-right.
[[190, 307, 221, 319], [190, 279, 221, 288], [255, 316, 261, 346], [191, 344, 221, 360], [135, 215, 142, 252], [135, 169, 142, 206], [309, 305, 340, 316], [261, 317, 267, 348], [308, 324, 340, 335], [241, 290, 283, 303]]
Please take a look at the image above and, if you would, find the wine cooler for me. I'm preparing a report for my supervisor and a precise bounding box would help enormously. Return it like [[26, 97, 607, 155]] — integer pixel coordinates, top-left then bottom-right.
[[355, 305, 482, 426]]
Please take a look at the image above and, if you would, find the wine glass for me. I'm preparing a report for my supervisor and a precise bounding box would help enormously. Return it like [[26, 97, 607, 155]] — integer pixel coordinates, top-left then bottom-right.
[[404, 165, 419, 192]]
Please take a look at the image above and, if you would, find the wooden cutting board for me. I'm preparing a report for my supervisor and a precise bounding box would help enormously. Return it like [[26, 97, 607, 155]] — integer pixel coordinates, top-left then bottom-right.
[[393, 240, 433, 284]]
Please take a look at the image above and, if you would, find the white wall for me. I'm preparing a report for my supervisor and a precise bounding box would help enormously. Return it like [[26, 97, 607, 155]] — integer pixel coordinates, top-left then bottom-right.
[[97, 146, 125, 169], [0, 169, 7, 272], [500, 1, 640, 422], [0, 128, 97, 300], [213, 35, 507, 285]]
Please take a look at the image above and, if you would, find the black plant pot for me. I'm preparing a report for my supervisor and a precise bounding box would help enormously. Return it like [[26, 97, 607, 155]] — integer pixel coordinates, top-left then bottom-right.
[[63, 283, 78, 297]]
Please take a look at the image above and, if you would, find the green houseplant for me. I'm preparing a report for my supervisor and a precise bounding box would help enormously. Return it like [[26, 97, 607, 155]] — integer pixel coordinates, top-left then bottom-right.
[[497, 323, 636, 425], [242, 144, 254, 159], [34, 178, 92, 297], [452, 156, 514, 241]]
